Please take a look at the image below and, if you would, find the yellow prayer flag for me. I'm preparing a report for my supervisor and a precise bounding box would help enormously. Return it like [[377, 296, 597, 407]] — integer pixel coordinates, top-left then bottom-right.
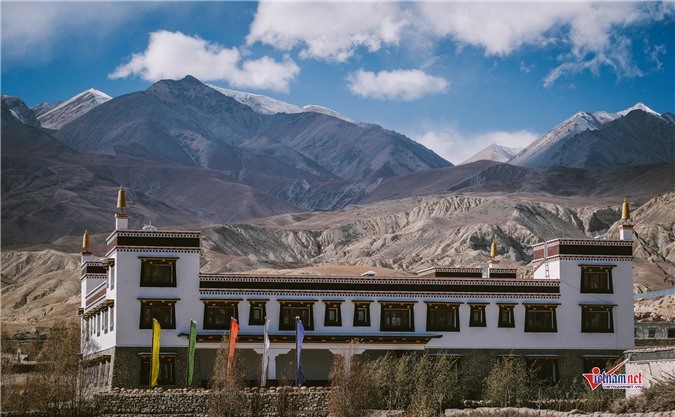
[[151, 318, 161, 388]]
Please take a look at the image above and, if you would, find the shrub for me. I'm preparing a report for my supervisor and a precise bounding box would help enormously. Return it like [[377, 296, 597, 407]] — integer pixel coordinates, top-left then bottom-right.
[[483, 357, 532, 407]]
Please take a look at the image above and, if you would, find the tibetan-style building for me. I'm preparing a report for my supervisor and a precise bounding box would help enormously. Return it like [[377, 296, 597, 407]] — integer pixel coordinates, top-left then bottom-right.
[[79, 188, 635, 389]]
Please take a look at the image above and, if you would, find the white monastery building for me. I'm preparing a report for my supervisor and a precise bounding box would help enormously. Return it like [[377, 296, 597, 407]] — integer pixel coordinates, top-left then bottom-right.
[[80, 187, 635, 389]]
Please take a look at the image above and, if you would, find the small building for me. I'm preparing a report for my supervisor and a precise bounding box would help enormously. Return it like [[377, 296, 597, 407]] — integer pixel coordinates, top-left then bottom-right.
[[624, 347, 675, 397], [79, 189, 635, 389], [634, 322, 675, 341]]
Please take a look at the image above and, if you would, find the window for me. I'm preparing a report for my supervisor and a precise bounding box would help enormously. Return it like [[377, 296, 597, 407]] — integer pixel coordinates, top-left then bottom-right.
[[110, 306, 114, 331], [582, 357, 616, 373], [140, 257, 177, 287], [381, 303, 415, 331], [498, 304, 515, 328], [324, 302, 342, 326], [279, 301, 314, 330], [524, 305, 557, 332], [140, 300, 177, 329], [469, 304, 487, 327], [426, 303, 460, 331], [353, 302, 371, 327], [96, 313, 100, 337], [139, 355, 175, 386], [103, 308, 108, 333], [648, 328, 656, 338], [526, 358, 559, 385], [248, 300, 266, 326], [580, 266, 613, 293], [203, 301, 239, 330], [668, 328, 675, 339], [581, 305, 614, 333]]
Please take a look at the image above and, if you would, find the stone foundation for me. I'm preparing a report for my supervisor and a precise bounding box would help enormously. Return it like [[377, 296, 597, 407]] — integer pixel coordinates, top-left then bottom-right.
[[94, 387, 329, 417]]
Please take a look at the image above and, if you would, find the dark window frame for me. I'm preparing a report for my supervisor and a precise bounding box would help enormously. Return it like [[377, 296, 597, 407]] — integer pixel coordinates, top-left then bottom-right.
[[526, 358, 559, 385], [324, 302, 343, 327], [580, 266, 613, 294], [279, 301, 314, 331], [353, 302, 371, 327], [380, 302, 415, 332], [469, 304, 487, 327], [248, 300, 267, 326], [426, 303, 460, 332], [498, 304, 516, 328], [524, 305, 557, 332], [139, 300, 177, 329], [581, 305, 614, 333], [203, 300, 239, 330], [140, 257, 178, 287], [139, 355, 176, 386], [582, 357, 617, 373]]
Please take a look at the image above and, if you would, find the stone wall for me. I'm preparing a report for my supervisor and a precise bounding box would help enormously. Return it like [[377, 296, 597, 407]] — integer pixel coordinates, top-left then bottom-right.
[[443, 407, 675, 417], [94, 387, 329, 417]]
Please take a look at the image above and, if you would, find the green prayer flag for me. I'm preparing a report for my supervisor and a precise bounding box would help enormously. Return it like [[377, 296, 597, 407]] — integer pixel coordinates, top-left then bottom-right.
[[187, 320, 197, 386]]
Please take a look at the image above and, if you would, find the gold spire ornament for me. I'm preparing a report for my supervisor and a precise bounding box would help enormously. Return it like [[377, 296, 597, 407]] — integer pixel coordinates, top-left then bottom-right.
[[490, 240, 498, 258], [621, 198, 631, 221], [117, 185, 127, 211], [82, 229, 89, 251]]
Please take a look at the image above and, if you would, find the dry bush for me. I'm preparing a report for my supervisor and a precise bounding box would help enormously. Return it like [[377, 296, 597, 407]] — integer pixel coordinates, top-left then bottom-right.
[[612, 371, 675, 413], [483, 357, 532, 407], [209, 335, 247, 417], [370, 352, 417, 411], [409, 354, 464, 417], [328, 351, 377, 417]]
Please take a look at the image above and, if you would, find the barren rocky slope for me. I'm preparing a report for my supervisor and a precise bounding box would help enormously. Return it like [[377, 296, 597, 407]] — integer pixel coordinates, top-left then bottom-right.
[[5, 193, 673, 336]]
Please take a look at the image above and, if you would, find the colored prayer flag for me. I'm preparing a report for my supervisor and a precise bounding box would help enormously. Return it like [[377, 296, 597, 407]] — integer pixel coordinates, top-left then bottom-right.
[[187, 320, 197, 387], [296, 317, 305, 386], [151, 318, 161, 388], [261, 317, 270, 386], [226, 318, 239, 383]]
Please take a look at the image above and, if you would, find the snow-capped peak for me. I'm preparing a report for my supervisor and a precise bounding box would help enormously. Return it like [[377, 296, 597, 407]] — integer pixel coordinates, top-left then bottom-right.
[[207, 84, 304, 115], [37, 88, 112, 130], [617, 102, 660, 118], [303, 105, 355, 124]]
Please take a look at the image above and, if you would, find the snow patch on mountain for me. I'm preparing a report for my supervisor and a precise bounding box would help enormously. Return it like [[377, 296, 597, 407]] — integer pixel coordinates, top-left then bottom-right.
[[207, 84, 355, 123], [37, 88, 111, 130], [303, 105, 355, 123], [510, 103, 664, 168], [1, 95, 40, 127], [207, 84, 304, 115], [460, 144, 523, 165]]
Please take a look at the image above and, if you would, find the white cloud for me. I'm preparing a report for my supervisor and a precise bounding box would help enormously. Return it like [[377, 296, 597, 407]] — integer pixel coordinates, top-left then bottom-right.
[[246, 2, 672, 87], [410, 124, 538, 165], [109, 31, 300, 93], [247, 2, 408, 62], [347, 69, 448, 101]]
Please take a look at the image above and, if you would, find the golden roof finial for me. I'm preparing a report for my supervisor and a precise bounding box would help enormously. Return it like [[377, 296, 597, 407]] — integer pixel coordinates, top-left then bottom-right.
[[117, 185, 127, 210], [82, 229, 89, 251], [621, 197, 630, 221], [490, 240, 498, 258]]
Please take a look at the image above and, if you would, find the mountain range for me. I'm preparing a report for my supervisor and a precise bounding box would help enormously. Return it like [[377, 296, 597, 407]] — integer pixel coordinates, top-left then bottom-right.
[[2, 76, 674, 247]]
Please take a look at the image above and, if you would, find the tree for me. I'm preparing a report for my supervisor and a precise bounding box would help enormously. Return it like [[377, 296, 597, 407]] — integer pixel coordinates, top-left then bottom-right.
[[13, 320, 95, 417], [328, 347, 377, 417], [208, 335, 247, 417], [484, 357, 533, 407]]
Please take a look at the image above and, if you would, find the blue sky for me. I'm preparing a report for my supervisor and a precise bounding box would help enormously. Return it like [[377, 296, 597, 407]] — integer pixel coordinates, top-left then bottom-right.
[[2, 1, 674, 163]]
